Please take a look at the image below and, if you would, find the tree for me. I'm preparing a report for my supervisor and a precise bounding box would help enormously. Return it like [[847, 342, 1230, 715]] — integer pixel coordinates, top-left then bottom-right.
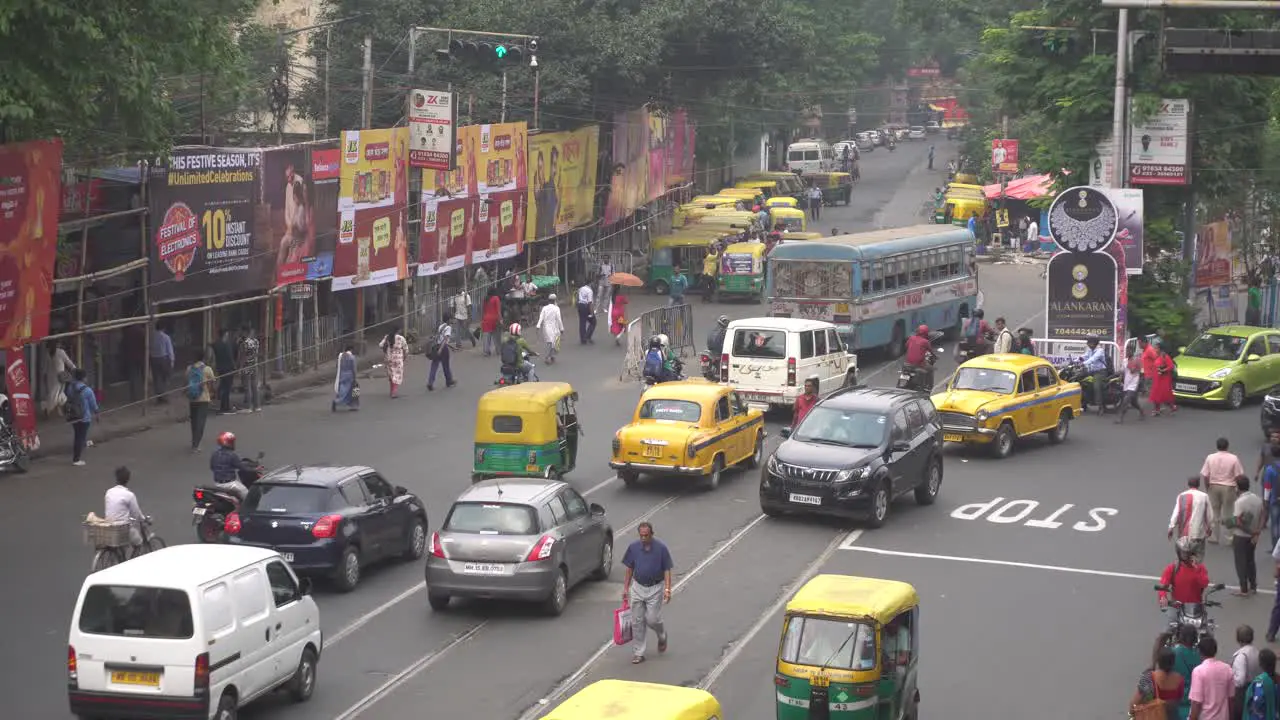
[[0, 0, 262, 162]]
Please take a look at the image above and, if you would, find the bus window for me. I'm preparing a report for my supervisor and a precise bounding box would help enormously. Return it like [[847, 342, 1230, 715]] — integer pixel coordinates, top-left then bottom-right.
[[871, 262, 884, 293], [860, 262, 871, 294], [948, 247, 962, 276], [883, 260, 898, 290], [895, 258, 908, 288], [909, 253, 923, 285], [929, 250, 942, 280]]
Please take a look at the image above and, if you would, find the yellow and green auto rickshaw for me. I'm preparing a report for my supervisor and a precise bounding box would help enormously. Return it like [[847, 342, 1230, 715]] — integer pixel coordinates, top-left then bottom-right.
[[807, 172, 855, 206], [674, 197, 746, 226], [736, 179, 780, 200], [684, 209, 760, 231], [765, 196, 799, 210], [746, 171, 807, 198], [715, 241, 767, 302], [717, 187, 766, 209], [649, 230, 735, 294], [545, 679, 723, 720], [935, 183, 987, 225], [770, 206, 807, 233], [775, 574, 920, 720], [472, 382, 581, 482]]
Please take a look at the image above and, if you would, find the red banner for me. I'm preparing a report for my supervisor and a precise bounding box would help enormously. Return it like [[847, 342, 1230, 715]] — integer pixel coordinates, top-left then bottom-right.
[[0, 139, 62, 346], [420, 196, 474, 274], [6, 351, 38, 450]]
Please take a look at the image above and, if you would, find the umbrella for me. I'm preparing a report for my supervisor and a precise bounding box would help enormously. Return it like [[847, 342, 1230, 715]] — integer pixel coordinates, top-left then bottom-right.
[[609, 272, 644, 287]]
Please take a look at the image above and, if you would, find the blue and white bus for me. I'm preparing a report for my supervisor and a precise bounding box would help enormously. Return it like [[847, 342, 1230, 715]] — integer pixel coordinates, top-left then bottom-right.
[[765, 225, 980, 354]]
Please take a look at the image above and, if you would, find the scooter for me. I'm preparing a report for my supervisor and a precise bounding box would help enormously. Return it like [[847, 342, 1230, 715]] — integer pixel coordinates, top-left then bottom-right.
[[496, 351, 539, 386], [896, 331, 946, 391], [0, 393, 29, 473], [192, 451, 265, 543], [643, 358, 686, 394], [699, 352, 720, 381], [1058, 360, 1124, 412]]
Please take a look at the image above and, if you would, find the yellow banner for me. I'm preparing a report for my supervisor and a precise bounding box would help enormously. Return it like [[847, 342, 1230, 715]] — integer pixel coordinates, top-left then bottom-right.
[[338, 127, 407, 213], [526, 125, 600, 242], [422, 122, 529, 198]]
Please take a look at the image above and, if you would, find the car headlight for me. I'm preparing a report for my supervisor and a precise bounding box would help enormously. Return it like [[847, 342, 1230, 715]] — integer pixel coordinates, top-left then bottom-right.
[[976, 410, 990, 422], [766, 454, 780, 474], [836, 466, 870, 482], [1209, 367, 1232, 379]]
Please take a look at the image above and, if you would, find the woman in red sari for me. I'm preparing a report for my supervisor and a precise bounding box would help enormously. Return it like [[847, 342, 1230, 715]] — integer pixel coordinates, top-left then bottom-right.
[[609, 286, 629, 345], [1148, 343, 1177, 415], [480, 290, 503, 357]]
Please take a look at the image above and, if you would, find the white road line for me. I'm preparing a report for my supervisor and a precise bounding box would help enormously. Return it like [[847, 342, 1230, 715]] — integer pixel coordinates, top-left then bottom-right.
[[326, 474, 621, 648], [327, 493, 681, 720], [698, 529, 858, 691], [517, 513, 770, 720], [842, 545, 1276, 595]]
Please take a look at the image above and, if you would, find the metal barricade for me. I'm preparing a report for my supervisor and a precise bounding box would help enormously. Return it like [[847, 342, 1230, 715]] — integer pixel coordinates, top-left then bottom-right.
[[619, 304, 696, 380]]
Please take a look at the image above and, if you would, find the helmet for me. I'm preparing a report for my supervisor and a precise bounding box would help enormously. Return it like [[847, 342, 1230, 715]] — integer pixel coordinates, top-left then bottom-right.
[[509, 323, 522, 336], [717, 315, 729, 328], [657, 334, 669, 347], [1175, 536, 1196, 561], [1085, 333, 1100, 345], [916, 324, 929, 336], [973, 309, 985, 319], [217, 431, 236, 449], [649, 336, 663, 349]]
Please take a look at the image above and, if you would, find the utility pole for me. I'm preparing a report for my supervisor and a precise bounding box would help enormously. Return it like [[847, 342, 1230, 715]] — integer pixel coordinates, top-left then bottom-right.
[[1111, 9, 1129, 188], [322, 29, 331, 138], [501, 71, 508, 123], [361, 34, 373, 129]]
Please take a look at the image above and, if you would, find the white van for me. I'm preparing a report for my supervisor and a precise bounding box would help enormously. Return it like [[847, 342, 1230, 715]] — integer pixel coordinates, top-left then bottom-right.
[[722, 317, 858, 410], [68, 545, 322, 720], [786, 139, 835, 174]]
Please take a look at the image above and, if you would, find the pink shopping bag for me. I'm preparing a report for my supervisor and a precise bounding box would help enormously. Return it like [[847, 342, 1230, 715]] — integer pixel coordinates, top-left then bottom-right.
[[613, 601, 634, 646]]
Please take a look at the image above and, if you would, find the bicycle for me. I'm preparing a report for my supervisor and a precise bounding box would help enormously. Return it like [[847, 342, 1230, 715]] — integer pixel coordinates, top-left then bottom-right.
[[85, 516, 166, 572]]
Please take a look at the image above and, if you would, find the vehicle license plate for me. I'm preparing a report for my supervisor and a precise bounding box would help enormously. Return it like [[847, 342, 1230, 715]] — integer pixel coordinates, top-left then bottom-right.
[[789, 493, 822, 506], [644, 445, 662, 458], [111, 670, 160, 687], [191, 507, 206, 517], [740, 393, 767, 403], [898, 373, 912, 383], [282, 553, 294, 563], [943, 433, 965, 442], [463, 562, 506, 575], [1175, 383, 1197, 392]]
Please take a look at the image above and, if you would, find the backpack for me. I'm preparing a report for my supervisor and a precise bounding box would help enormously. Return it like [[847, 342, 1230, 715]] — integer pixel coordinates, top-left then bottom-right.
[[1246, 676, 1272, 720], [186, 363, 206, 400], [500, 338, 520, 367], [644, 349, 664, 377], [62, 383, 86, 423], [426, 325, 447, 360]]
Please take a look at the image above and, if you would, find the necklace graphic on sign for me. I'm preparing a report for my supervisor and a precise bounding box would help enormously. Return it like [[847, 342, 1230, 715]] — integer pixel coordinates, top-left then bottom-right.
[[1048, 187, 1118, 253]]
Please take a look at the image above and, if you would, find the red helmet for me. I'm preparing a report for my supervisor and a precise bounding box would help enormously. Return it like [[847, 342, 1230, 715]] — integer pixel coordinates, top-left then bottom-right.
[[916, 324, 929, 336], [217, 431, 236, 449]]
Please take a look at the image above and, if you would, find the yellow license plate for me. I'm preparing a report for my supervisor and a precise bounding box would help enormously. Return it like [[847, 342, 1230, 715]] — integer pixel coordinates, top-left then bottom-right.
[[111, 670, 160, 687], [943, 433, 965, 442], [525, 464, 540, 472], [835, 303, 849, 313], [644, 446, 662, 458]]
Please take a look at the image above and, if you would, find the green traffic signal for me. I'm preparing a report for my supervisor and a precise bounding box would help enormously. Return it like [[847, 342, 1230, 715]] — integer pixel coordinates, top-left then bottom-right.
[[495, 45, 507, 58]]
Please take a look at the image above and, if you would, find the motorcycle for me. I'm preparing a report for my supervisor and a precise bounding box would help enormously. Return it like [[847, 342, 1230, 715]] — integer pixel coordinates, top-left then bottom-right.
[[0, 393, 29, 473], [192, 451, 266, 543], [1058, 360, 1124, 412], [700, 352, 720, 381], [1156, 582, 1225, 644], [643, 358, 686, 393], [897, 331, 946, 392], [496, 351, 539, 386]]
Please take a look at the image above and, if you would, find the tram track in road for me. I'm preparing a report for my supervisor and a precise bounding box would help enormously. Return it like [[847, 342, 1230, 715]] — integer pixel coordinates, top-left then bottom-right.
[[326, 492, 681, 720]]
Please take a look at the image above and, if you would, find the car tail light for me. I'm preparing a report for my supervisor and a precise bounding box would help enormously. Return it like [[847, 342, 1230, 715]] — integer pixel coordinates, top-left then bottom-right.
[[787, 357, 797, 386], [194, 652, 210, 696], [525, 535, 556, 562], [193, 489, 204, 502], [430, 532, 447, 558], [67, 646, 77, 684], [312, 514, 342, 539], [700, 353, 710, 363], [224, 512, 242, 535], [720, 353, 729, 382]]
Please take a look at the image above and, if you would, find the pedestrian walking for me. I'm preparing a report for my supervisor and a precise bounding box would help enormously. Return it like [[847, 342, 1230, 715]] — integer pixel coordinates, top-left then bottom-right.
[[536, 295, 564, 364], [1248, 279, 1264, 327], [450, 290, 474, 350], [379, 327, 408, 398], [332, 345, 359, 412], [426, 321, 456, 392], [927, 145, 935, 170], [1188, 636, 1236, 720], [806, 185, 823, 222], [64, 368, 99, 466], [210, 329, 236, 415], [149, 325, 175, 403], [1025, 216, 1039, 251], [237, 326, 261, 413], [185, 349, 215, 452], [1117, 348, 1146, 423], [1232, 625, 1261, 715], [597, 258, 614, 313], [481, 290, 502, 356], [1242, 648, 1278, 720], [1175, 625, 1204, 713], [1150, 345, 1178, 415], [1140, 336, 1159, 396], [669, 265, 689, 306], [1170, 476, 1214, 557], [621, 521, 672, 664], [576, 283, 596, 344], [1230, 476, 1265, 595], [1130, 640, 1185, 718], [1203, 438, 1245, 544], [42, 340, 75, 416], [609, 286, 629, 345], [1260, 442, 1280, 549]]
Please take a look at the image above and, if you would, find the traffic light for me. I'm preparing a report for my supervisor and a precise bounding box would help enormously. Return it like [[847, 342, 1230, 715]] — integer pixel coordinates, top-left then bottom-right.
[[445, 38, 529, 66]]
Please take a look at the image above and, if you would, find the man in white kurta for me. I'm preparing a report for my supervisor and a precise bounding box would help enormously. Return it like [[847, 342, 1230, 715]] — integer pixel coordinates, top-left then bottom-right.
[[536, 295, 565, 364]]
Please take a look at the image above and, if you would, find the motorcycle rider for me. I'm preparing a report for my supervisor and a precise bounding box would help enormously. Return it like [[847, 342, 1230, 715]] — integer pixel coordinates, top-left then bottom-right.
[[210, 431, 248, 501], [643, 335, 680, 383], [104, 465, 146, 548], [963, 309, 992, 357], [500, 323, 539, 382], [707, 315, 729, 358], [1080, 334, 1110, 415], [903, 325, 935, 390], [1158, 536, 1212, 632], [793, 375, 821, 426]]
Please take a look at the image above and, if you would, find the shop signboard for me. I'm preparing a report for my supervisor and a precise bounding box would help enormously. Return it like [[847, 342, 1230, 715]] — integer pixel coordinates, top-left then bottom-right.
[[408, 89, 457, 171], [1129, 98, 1190, 186], [306, 145, 340, 280], [0, 138, 62, 348]]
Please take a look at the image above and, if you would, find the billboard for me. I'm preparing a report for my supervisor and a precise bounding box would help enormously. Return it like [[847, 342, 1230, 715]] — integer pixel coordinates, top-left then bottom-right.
[[1194, 220, 1232, 288], [148, 149, 269, 301], [334, 128, 410, 291], [1129, 98, 1190, 186], [1090, 137, 1115, 188], [527, 125, 600, 242], [306, 146, 340, 280], [1045, 251, 1119, 341], [604, 108, 696, 224], [408, 89, 456, 171], [991, 139, 1019, 174], [0, 138, 62, 346]]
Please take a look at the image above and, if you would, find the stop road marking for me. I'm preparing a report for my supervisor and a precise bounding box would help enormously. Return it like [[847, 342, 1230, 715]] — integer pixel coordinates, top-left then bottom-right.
[[950, 496, 1117, 532]]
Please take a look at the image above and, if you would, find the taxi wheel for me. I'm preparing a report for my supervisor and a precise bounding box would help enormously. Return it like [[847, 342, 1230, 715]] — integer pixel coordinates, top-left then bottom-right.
[[1228, 383, 1246, 410], [1048, 410, 1071, 444], [992, 422, 1015, 459], [745, 433, 764, 469], [704, 456, 725, 491]]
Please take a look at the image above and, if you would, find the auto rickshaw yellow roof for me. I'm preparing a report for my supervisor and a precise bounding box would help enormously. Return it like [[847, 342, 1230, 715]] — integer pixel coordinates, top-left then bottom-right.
[[736, 179, 778, 189], [651, 232, 734, 250], [749, 171, 802, 180], [686, 195, 742, 206], [771, 206, 805, 218], [724, 241, 766, 254], [716, 188, 762, 199], [766, 197, 798, 207], [543, 679, 722, 720], [477, 381, 576, 410], [786, 574, 919, 623]]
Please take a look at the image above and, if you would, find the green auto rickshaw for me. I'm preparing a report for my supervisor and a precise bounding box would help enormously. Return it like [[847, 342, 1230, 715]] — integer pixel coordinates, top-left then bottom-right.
[[715, 241, 767, 302], [808, 172, 854, 206], [472, 382, 581, 482], [648, 230, 735, 295], [775, 574, 920, 720]]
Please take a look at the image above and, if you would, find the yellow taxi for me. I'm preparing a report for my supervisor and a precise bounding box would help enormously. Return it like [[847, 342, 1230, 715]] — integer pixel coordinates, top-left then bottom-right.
[[611, 379, 766, 491], [930, 353, 1082, 459], [544, 679, 722, 720]]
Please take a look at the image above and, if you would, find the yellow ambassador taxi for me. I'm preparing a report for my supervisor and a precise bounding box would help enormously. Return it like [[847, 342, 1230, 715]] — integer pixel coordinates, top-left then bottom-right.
[[930, 354, 1082, 459], [611, 379, 766, 491]]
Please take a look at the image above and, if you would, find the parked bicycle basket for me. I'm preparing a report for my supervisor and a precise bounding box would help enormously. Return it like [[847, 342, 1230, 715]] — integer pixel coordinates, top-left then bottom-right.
[[83, 520, 131, 549]]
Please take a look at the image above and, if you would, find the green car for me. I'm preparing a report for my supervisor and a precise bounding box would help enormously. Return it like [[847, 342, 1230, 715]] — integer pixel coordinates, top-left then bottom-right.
[[1173, 326, 1280, 409]]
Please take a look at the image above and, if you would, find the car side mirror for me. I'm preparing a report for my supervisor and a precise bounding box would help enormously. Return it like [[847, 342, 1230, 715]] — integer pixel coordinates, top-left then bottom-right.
[[589, 503, 606, 517], [1248, 354, 1262, 363], [780, 427, 792, 439], [892, 441, 910, 452], [299, 578, 313, 597], [394, 485, 408, 496]]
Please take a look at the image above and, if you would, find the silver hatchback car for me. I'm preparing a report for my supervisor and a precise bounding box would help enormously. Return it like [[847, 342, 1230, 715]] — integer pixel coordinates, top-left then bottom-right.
[[424, 478, 613, 615]]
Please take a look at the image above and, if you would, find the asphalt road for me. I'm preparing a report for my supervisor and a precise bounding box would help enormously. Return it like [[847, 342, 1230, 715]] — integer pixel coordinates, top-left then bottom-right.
[[6, 137, 1204, 720]]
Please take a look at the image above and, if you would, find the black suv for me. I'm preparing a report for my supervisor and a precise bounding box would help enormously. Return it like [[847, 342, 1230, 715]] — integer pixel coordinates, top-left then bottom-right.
[[759, 387, 943, 527]]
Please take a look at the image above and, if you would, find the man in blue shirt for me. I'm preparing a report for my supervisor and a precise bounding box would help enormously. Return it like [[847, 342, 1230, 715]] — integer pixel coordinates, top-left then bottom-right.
[[1080, 334, 1109, 415], [669, 265, 689, 306], [621, 521, 673, 663], [65, 368, 99, 466]]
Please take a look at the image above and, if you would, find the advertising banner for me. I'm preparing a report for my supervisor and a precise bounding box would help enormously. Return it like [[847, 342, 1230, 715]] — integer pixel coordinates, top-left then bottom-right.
[[1129, 98, 1190, 186], [149, 149, 269, 301], [605, 109, 695, 224], [1105, 188, 1144, 276], [527, 125, 600, 242], [419, 196, 474, 275], [1090, 137, 1115, 188], [991, 139, 1019, 174], [0, 139, 61, 346], [334, 128, 410, 291], [1045, 251, 1118, 341], [408, 89, 457, 171], [306, 145, 340, 280], [260, 147, 312, 287], [1194, 220, 1232, 288]]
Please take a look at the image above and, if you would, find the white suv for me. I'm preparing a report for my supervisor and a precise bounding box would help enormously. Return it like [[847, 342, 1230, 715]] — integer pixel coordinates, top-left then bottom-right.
[[721, 317, 858, 411]]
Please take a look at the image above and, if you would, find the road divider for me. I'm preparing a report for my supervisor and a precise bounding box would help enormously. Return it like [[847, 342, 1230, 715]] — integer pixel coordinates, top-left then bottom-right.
[[950, 496, 1117, 533]]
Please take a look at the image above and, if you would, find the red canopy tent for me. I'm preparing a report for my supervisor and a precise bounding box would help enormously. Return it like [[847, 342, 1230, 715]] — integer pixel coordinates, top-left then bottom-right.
[[982, 173, 1052, 200]]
